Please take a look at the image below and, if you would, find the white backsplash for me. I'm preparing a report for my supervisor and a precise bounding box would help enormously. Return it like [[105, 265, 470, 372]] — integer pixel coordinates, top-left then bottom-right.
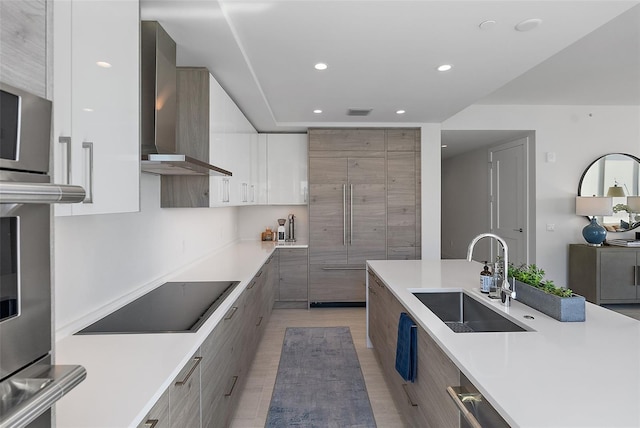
[[237, 205, 309, 243]]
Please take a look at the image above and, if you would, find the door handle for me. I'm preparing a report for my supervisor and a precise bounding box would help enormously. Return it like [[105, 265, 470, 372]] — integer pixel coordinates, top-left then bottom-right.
[[514, 228, 523, 232], [174, 356, 202, 386]]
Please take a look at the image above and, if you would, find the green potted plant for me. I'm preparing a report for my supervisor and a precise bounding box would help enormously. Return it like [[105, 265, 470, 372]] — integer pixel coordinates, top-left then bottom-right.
[[508, 263, 585, 322]]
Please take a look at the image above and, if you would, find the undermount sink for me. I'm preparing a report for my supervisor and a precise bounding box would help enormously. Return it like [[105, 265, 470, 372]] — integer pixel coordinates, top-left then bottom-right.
[[412, 291, 530, 333]]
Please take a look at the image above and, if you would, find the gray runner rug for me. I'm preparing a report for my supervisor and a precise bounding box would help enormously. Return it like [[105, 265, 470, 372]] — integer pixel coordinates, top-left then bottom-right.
[[265, 326, 377, 428]]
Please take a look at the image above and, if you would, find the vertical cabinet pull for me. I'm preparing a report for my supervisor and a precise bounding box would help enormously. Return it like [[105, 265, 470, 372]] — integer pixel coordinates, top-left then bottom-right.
[[342, 184, 347, 246], [82, 142, 94, 203], [174, 356, 202, 386], [303, 186, 308, 203], [144, 419, 159, 428], [59, 136, 72, 184], [256, 316, 263, 327], [251, 184, 255, 202], [350, 184, 353, 245]]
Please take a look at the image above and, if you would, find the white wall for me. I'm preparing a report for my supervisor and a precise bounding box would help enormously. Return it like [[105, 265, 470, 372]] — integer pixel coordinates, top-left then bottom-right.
[[53, 173, 240, 340], [441, 146, 491, 260], [421, 124, 442, 260], [443, 104, 640, 284]]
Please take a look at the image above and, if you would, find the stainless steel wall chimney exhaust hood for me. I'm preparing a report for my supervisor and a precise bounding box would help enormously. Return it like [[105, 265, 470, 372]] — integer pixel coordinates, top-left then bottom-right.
[[140, 21, 231, 176]]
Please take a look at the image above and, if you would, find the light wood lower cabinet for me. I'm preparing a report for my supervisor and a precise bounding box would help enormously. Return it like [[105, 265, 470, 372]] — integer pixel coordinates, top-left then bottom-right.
[[276, 248, 308, 307], [136, 351, 201, 428], [138, 389, 170, 428], [140, 254, 278, 428], [368, 270, 460, 428], [170, 352, 202, 427]]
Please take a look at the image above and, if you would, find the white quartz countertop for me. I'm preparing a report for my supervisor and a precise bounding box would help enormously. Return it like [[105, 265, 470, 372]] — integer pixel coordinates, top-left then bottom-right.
[[367, 259, 640, 428], [55, 240, 293, 428]]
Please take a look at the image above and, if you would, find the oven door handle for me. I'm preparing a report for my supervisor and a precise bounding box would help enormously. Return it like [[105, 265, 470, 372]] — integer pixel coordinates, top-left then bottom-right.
[[0, 182, 86, 204]]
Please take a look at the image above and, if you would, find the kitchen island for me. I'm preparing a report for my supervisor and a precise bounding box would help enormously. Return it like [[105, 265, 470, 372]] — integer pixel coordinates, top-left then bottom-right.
[[367, 259, 640, 428], [54, 240, 306, 428]]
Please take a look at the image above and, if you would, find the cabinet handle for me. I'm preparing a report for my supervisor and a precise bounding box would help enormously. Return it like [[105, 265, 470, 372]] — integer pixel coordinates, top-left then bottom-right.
[[256, 316, 263, 327], [82, 142, 94, 204], [446, 386, 483, 428], [251, 184, 255, 202], [224, 306, 238, 320], [304, 186, 308, 203], [401, 384, 418, 407], [350, 184, 353, 246], [635, 265, 638, 286], [247, 280, 256, 290], [254, 270, 263, 278], [368, 286, 376, 295], [174, 356, 202, 386], [224, 375, 239, 397], [342, 184, 347, 246], [143, 419, 159, 428], [59, 136, 71, 185]]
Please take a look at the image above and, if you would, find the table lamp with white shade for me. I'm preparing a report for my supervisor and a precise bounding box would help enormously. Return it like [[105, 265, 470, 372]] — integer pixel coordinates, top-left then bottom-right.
[[628, 196, 640, 227], [576, 196, 613, 246]]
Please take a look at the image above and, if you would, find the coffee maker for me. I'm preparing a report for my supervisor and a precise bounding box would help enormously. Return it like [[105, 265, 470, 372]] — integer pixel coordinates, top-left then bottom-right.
[[277, 219, 286, 242]]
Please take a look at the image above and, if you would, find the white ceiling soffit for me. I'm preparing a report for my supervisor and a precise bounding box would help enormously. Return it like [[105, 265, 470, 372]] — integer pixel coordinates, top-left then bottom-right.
[[141, 1, 640, 133], [479, 3, 640, 106]]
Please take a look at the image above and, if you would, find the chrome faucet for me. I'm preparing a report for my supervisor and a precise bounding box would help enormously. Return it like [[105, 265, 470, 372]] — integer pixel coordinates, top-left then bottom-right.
[[466, 233, 516, 306]]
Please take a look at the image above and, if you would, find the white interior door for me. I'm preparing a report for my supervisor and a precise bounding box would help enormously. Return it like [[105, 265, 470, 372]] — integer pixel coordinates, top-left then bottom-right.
[[490, 138, 528, 266]]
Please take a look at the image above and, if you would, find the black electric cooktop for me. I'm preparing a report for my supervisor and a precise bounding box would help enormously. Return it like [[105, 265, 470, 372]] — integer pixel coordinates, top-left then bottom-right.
[[76, 281, 239, 335]]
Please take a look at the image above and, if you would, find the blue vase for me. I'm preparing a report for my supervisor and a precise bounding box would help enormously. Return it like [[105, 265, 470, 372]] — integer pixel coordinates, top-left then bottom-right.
[[582, 217, 607, 246]]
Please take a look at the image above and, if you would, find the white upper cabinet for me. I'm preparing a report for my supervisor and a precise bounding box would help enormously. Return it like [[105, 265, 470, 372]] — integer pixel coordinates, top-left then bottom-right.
[[53, 0, 140, 216], [208, 73, 257, 207], [266, 134, 308, 205]]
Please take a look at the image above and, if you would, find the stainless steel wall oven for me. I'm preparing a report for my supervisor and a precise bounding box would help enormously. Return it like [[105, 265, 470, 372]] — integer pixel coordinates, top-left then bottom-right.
[[0, 82, 86, 428]]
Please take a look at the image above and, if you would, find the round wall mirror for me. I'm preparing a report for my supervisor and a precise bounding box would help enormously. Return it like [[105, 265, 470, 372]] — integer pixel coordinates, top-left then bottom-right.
[[578, 153, 640, 232]]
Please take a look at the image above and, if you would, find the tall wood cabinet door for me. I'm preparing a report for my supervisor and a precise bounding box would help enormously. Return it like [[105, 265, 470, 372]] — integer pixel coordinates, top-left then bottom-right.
[[600, 251, 638, 300], [309, 157, 348, 265], [387, 152, 417, 254], [348, 157, 387, 265]]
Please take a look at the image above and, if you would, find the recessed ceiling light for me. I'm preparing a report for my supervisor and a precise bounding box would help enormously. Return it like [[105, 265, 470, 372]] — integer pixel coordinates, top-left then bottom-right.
[[313, 109, 322, 114], [441, 144, 448, 148], [437, 64, 452, 72], [396, 110, 406, 115], [314, 63, 328, 71], [515, 18, 542, 32], [96, 61, 112, 68]]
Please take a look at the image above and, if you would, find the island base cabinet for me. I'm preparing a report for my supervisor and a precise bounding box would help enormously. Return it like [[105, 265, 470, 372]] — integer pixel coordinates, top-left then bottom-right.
[[368, 270, 460, 428]]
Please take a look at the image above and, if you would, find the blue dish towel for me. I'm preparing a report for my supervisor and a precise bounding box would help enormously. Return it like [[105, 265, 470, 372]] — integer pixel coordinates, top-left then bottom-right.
[[395, 312, 417, 382]]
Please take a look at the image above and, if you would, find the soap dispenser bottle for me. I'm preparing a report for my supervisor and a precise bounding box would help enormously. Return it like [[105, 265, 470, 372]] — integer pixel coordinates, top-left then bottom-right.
[[480, 261, 492, 293]]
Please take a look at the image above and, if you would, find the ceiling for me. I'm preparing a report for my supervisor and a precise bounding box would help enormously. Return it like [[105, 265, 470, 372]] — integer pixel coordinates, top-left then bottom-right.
[[141, 0, 640, 155]]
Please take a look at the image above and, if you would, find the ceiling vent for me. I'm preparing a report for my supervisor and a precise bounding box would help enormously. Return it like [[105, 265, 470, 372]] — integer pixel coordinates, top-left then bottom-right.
[[347, 108, 372, 116]]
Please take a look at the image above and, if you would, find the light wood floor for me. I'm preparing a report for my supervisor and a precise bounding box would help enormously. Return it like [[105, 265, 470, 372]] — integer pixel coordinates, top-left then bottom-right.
[[230, 308, 404, 428]]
